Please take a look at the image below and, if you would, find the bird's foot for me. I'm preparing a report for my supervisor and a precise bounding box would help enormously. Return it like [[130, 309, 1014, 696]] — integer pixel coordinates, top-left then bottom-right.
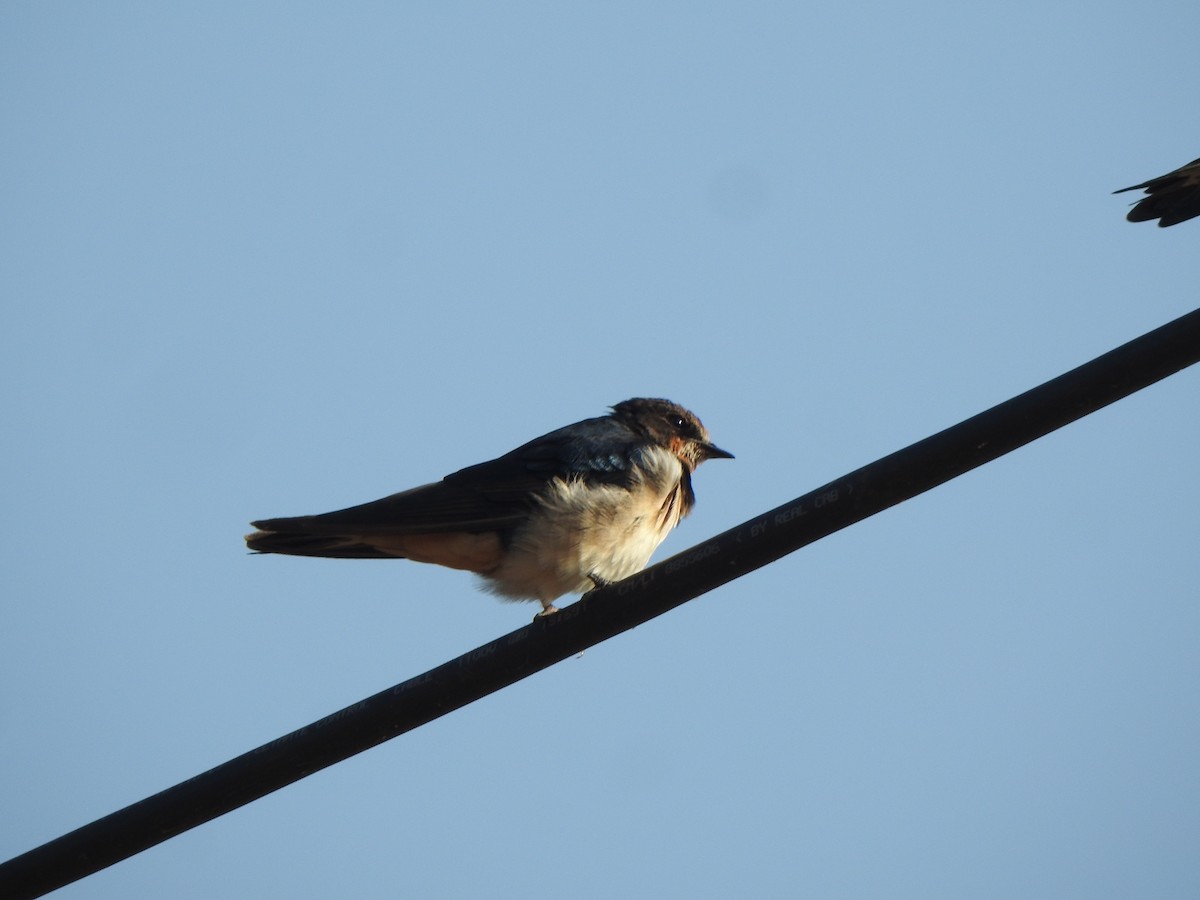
[[587, 573, 613, 590], [533, 604, 559, 621]]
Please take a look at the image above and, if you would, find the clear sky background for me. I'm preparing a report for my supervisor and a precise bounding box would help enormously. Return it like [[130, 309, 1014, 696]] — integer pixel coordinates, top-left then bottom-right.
[[3, 4, 1198, 898]]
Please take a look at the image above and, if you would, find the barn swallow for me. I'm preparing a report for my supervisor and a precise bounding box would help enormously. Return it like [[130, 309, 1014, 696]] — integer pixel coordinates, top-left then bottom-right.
[[1115, 156, 1200, 227], [246, 398, 732, 616]]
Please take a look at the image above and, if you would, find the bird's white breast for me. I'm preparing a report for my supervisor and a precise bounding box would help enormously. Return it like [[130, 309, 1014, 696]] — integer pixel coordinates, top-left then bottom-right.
[[481, 446, 686, 603]]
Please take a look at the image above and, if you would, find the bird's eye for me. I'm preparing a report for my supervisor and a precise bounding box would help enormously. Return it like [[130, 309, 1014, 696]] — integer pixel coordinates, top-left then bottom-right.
[[668, 414, 686, 430]]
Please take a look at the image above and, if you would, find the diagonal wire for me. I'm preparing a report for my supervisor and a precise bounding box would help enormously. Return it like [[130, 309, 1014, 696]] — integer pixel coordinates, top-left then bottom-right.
[[3, 306, 1199, 899]]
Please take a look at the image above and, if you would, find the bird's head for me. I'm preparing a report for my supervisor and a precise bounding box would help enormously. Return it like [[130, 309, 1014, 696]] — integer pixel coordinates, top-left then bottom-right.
[[611, 398, 733, 470]]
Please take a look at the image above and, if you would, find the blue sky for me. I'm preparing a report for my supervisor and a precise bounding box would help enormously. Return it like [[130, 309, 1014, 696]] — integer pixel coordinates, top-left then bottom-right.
[[3, 3, 1198, 898]]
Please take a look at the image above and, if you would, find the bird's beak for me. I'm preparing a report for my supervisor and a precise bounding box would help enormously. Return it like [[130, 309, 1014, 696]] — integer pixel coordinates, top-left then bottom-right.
[[700, 442, 734, 461]]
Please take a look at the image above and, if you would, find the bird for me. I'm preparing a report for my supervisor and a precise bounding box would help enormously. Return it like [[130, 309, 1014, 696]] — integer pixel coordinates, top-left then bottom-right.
[[246, 398, 732, 616], [1114, 156, 1200, 227]]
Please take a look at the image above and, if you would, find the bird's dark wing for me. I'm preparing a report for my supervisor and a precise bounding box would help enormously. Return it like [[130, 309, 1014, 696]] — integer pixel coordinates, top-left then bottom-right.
[[1115, 157, 1200, 227], [249, 414, 651, 540]]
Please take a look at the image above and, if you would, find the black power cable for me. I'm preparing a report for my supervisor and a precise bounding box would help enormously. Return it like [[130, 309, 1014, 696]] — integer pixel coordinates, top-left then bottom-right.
[[3, 306, 1198, 899]]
